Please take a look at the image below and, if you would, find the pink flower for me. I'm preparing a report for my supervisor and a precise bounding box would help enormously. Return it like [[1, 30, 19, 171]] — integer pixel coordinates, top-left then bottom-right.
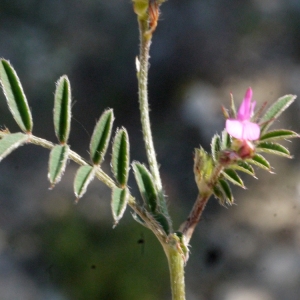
[[226, 88, 260, 141]]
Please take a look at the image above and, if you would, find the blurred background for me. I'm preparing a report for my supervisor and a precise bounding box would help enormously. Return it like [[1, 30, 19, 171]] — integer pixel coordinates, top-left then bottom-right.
[[1, 0, 300, 299]]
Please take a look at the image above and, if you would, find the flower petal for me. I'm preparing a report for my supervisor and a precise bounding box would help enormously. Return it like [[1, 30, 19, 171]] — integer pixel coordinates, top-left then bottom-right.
[[237, 87, 253, 121], [226, 119, 244, 139], [226, 119, 260, 141], [241, 121, 260, 140]]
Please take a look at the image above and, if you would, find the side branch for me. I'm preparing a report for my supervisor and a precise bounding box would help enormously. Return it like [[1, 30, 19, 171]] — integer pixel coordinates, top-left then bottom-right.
[[180, 193, 211, 244], [181, 159, 224, 244]]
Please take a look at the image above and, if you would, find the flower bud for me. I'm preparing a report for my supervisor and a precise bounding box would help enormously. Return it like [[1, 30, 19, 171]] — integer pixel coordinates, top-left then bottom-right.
[[219, 139, 256, 166], [232, 139, 256, 159], [219, 150, 240, 166], [237, 140, 256, 159], [133, 0, 149, 19], [194, 148, 215, 195]]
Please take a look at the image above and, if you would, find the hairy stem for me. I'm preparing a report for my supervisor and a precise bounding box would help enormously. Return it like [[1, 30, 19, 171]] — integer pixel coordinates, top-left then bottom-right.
[[137, 18, 162, 191], [163, 237, 186, 300], [181, 193, 212, 244], [181, 164, 224, 244], [136, 9, 185, 300]]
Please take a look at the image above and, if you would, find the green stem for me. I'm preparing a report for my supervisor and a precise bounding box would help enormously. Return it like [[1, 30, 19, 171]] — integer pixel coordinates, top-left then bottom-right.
[[163, 239, 186, 300], [136, 14, 185, 300], [137, 18, 162, 191]]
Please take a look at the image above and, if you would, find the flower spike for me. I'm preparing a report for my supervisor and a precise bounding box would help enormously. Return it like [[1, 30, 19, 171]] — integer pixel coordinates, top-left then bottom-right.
[[226, 88, 260, 141]]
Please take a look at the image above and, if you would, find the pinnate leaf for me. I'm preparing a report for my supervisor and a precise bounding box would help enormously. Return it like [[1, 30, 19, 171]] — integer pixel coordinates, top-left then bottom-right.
[[218, 178, 234, 205], [54, 76, 71, 144], [48, 144, 69, 188], [260, 95, 296, 134], [0, 132, 28, 162], [259, 130, 299, 142], [213, 185, 227, 205], [222, 168, 244, 188], [211, 134, 221, 162], [132, 162, 158, 213], [0, 59, 33, 133], [131, 212, 148, 228], [111, 187, 129, 227], [221, 129, 231, 149], [111, 128, 130, 187], [256, 142, 291, 158], [230, 161, 256, 177], [74, 165, 95, 202], [153, 212, 170, 235], [156, 190, 171, 225], [90, 109, 114, 165], [247, 153, 272, 172]]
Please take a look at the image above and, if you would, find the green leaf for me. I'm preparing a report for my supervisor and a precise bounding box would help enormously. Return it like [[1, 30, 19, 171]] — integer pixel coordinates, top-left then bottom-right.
[[132, 162, 158, 213], [156, 190, 171, 226], [222, 168, 244, 188], [256, 142, 291, 158], [259, 130, 299, 142], [229, 92, 237, 118], [230, 161, 256, 178], [111, 128, 130, 187], [247, 153, 272, 172], [213, 184, 227, 206], [48, 144, 69, 188], [218, 178, 234, 205], [194, 148, 215, 194], [260, 95, 296, 134], [221, 106, 229, 119], [111, 187, 129, 227], [211, 134, 221, 162], [252, 101, 268, 122], [153, 213, 170, 235], [0, 59, 33, 132], [0, 132, 28, 162], [90, 109, 114, 165], [131, 212, 148, 228], [74, 165, 95, 202], [221, 129, 231, 149], [54, 76, 71, 144]]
